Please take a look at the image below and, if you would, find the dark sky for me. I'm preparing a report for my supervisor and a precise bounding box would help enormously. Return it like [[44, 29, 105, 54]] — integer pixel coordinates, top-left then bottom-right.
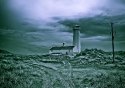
[[0, 0, 125, 54]]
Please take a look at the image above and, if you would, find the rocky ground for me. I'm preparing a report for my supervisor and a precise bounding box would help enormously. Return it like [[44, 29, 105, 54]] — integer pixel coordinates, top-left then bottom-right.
[[0, 49, 125, 88]]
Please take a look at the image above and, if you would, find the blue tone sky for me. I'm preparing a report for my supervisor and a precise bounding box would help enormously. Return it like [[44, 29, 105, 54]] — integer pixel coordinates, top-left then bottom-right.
[[0, 0, 125, 54]]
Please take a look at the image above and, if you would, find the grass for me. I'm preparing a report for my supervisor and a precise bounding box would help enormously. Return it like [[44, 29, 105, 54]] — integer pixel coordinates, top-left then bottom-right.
[[0, 49, 125, 88], [0, 53, 66, 88], [72, 67, 125, 88], [0, 56, 44, 88]]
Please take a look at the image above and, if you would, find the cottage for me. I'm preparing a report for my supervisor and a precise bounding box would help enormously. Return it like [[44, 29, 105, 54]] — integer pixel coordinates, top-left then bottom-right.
[[49, 46, 74, 55], [49, 25, 81, 55]]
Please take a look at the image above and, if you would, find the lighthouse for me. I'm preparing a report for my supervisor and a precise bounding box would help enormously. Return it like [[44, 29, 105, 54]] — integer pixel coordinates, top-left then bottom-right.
[[73, 25, 81, 53], [49, 25, 81, 55]]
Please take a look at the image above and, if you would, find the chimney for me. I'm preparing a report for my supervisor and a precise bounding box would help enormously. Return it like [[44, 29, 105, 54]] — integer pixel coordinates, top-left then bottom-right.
[[63, 42, 65, 46]]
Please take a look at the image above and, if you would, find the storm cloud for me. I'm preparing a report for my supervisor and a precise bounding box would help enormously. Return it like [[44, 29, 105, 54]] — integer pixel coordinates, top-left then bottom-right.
[[0, 0, 125, 54]]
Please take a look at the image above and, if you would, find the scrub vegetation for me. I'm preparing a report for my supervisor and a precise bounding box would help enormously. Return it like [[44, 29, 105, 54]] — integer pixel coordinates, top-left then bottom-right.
[[0, 49, 125, 88]]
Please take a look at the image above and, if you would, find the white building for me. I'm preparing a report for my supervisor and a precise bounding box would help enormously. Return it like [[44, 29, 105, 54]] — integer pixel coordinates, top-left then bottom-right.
[[73, 25, 81, 53], [49, 25, 81, 55], [49, 46, 74, 55]]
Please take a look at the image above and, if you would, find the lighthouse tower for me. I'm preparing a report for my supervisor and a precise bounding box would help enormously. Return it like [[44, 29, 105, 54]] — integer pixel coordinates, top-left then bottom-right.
[[73, 25, 81, 53]]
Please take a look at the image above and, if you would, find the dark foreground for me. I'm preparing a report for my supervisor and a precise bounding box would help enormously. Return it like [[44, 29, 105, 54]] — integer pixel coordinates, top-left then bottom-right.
[[0, 49, 125, 88]]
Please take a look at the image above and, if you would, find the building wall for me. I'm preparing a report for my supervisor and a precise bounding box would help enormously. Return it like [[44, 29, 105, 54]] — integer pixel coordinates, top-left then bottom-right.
[[49, 49, 73, 55], [73, 29, 81, 53]]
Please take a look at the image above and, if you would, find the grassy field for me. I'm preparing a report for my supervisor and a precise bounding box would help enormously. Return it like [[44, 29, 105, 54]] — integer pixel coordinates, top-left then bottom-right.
[[0, 49, 125, 88]]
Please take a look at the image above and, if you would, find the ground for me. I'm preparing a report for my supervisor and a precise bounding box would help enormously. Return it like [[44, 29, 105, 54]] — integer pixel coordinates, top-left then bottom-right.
[[0, 49, 125, 88]]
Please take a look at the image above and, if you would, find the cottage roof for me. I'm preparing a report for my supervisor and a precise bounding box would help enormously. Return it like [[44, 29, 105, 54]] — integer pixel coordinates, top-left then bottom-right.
[[50, 46, 74, 50]]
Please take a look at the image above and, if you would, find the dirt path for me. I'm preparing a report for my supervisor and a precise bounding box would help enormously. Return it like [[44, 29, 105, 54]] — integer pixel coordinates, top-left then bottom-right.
[[23, 60, 75, 88]]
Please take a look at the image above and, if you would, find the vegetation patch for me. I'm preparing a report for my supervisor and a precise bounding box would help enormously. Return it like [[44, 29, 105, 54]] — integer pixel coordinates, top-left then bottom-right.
[[0, 49, 125, 88]]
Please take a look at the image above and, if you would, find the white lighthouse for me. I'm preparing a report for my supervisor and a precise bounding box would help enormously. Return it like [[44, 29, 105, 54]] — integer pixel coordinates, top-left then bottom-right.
[[73, 25, 81, 53], [49, 25, 81, 55]]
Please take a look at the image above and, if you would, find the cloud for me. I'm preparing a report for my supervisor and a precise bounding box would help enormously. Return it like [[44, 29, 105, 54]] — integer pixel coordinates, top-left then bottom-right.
[[0, 0, 111, 20], [0, 23, 73, 54], [0, 0, 125, 54], [58, 14, 125, 39], [114, 0, 125, 4], [57, 13, 125, 51]]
